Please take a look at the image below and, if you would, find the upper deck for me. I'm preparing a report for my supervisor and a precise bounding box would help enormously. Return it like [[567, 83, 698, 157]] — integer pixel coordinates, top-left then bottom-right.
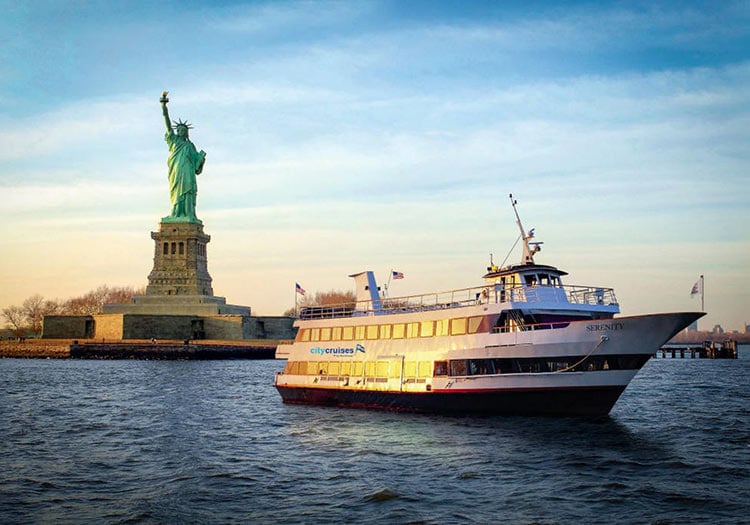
[[299, 281, 618, 320]]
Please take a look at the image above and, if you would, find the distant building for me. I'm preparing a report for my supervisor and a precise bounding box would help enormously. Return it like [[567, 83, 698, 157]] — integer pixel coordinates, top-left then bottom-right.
[[745, 323, 750, 334], [712, 324, 725, 335], [686, 321, 699, 332]]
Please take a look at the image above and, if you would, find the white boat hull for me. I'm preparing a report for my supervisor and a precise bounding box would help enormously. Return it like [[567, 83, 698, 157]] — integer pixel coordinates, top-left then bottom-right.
[[275, 312, 702, 416]]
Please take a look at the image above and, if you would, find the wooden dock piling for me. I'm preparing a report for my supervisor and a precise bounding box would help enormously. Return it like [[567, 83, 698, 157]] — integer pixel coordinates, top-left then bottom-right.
[[657, 339, 738, 359]]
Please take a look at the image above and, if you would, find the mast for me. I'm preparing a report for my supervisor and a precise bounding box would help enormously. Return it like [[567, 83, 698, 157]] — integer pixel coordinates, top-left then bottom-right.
[[509, 194, 542, 264]]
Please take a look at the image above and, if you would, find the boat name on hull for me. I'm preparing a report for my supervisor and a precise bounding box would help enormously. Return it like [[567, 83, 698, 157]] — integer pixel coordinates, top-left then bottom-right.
[[586, 322, 625, 332]]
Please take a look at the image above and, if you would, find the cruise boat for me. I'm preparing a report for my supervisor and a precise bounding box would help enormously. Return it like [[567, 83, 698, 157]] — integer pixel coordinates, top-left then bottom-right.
[[274, 195, 703, 416]]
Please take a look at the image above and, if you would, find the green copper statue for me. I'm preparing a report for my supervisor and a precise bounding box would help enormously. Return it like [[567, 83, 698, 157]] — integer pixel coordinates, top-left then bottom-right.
[[160, 91, 206, 223]]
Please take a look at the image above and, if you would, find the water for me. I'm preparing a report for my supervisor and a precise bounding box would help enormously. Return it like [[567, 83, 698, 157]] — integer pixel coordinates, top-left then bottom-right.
[[1, 348, 748, 524]]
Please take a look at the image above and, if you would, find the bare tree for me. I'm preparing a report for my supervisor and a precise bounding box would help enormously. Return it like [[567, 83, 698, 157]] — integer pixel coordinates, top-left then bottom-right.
[[299, 289, 357, 308], [285, 289, 358, 317], [63, 285, 144, 315], [22, 294, 49, 335], [1, 305, 27, 336]]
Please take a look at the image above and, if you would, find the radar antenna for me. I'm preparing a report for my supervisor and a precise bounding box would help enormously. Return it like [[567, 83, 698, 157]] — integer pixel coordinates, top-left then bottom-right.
[[509, 194, 542, 264]]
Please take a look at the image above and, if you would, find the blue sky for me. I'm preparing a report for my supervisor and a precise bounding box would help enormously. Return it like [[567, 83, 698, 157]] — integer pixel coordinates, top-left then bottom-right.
[[1, 0, 748, 330]]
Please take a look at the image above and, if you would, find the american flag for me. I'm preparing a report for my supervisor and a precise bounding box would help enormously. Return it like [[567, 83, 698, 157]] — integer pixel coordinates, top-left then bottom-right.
[[690, 278, 702, 296], [392, 271, 404, 280], [295, 282, 306, 295]]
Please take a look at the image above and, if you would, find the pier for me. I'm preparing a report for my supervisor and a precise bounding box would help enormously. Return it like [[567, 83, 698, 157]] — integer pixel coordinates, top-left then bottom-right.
[[656, 339, 738, 359]]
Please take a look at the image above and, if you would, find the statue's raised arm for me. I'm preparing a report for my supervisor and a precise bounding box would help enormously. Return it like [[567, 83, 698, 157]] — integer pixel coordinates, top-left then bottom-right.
[[160, 91, 173, 134]]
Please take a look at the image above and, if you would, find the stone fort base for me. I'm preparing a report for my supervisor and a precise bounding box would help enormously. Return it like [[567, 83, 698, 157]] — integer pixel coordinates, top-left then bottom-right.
[[42, 313, 295, 341]]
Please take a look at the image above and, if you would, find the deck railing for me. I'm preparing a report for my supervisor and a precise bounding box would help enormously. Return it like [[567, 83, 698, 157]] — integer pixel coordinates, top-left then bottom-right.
[[299, 284, 618, 320]]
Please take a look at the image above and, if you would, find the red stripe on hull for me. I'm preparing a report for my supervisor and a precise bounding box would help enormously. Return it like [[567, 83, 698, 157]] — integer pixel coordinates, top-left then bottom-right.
[[275, 385, 626, 417]]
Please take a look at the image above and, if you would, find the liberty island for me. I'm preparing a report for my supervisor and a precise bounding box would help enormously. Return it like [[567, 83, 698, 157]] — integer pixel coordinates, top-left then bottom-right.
[[41, 93, 294, 343]]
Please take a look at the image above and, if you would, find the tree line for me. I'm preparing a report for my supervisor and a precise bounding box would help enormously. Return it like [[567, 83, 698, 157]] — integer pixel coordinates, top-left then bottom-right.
[[283, 289, 357, 317], [1, 285, 145, 337]]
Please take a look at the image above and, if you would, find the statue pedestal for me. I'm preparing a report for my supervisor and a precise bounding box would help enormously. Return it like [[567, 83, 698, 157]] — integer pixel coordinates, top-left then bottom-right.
[[103, 220, 250, 316], [147, 221, 213, 296]]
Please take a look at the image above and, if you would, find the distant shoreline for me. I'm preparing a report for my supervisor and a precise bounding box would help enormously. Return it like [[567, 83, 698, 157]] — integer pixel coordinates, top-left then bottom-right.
[[669, 331, 750, 345], [0, 339, 289, 359]]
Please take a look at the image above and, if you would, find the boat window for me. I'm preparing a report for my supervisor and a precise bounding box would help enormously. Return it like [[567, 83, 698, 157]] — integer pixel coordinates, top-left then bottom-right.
[[379, 324, 392, 339], [404, 361, 417, 378], [340, 362, 351, 375], [524, 274, 537, 286], [468, 316, 484, 334], [491, 358, 513, 374], [392, 323, 405, 339], [353, 361, 363, 376], [450, 318, 467, 335], [468, 359, 493, 375], [435, 319, 450, 336], [420, 320, 434, 337], [549, 360, 565, 371], [342, 326, 354, 341], [407, 322, 420, 338], [331, 326, 342, 341], [298, 329, 310, 342], [364, 361, 376, 377], [449, 360, 467, 376], [538, 273, 550, 285], [320, 327, 331, 341], [376, 361, 388, 377], [318, 362, 328, 375], [329, 361, 340, 376], [355, 325, 365, 340], [366, 325, 378, 340], [283, 361, 293, 374], [390, 360, 402, 378], [418, 361, 432, 378], [433, 361, 448, 376], [310, 328, 320, 342]]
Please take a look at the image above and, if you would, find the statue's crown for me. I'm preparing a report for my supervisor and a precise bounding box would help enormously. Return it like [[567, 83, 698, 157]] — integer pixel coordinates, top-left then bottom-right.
[[172, 118, 193, 130]]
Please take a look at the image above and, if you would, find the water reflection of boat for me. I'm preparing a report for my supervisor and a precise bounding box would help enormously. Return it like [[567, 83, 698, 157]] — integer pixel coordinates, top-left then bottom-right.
[[274, 195, 703, 416]]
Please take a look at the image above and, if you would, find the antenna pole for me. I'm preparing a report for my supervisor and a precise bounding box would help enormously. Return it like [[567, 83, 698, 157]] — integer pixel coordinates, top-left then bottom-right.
[[701, 275, 704, 312], [509, 194, 540, 264]]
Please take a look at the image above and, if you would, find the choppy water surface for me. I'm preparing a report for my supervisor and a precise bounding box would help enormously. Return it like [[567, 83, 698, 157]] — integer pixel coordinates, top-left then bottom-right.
[[1, 349, 748, 524]]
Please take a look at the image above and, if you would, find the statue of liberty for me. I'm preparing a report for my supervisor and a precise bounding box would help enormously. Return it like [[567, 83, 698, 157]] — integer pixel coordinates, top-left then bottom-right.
[[160, 91, 206, 223]]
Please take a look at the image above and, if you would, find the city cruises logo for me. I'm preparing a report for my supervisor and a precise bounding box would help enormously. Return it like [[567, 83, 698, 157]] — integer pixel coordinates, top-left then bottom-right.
[[310, 343, 365, 356]]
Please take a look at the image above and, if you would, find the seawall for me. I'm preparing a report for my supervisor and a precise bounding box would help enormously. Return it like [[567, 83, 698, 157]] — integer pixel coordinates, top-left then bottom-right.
[[1, 339, 288, 360]]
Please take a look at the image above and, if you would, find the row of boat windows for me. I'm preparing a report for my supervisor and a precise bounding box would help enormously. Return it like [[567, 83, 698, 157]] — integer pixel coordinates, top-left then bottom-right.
[[297, 317, 488, 343], [283, 355, 649, 378], [449, 355, 650, 374], [284, 360, 434, 379]]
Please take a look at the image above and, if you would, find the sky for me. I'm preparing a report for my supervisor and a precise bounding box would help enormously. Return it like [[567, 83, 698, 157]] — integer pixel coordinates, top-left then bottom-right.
[[1, 0, 748, 331]]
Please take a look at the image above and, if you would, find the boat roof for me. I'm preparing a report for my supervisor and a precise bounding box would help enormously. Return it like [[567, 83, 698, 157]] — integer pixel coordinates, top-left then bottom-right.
[[483, 263, 568, 279]]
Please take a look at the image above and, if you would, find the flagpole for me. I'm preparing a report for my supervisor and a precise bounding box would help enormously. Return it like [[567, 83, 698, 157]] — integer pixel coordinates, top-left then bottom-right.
[[701, 274, 704, 312]]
